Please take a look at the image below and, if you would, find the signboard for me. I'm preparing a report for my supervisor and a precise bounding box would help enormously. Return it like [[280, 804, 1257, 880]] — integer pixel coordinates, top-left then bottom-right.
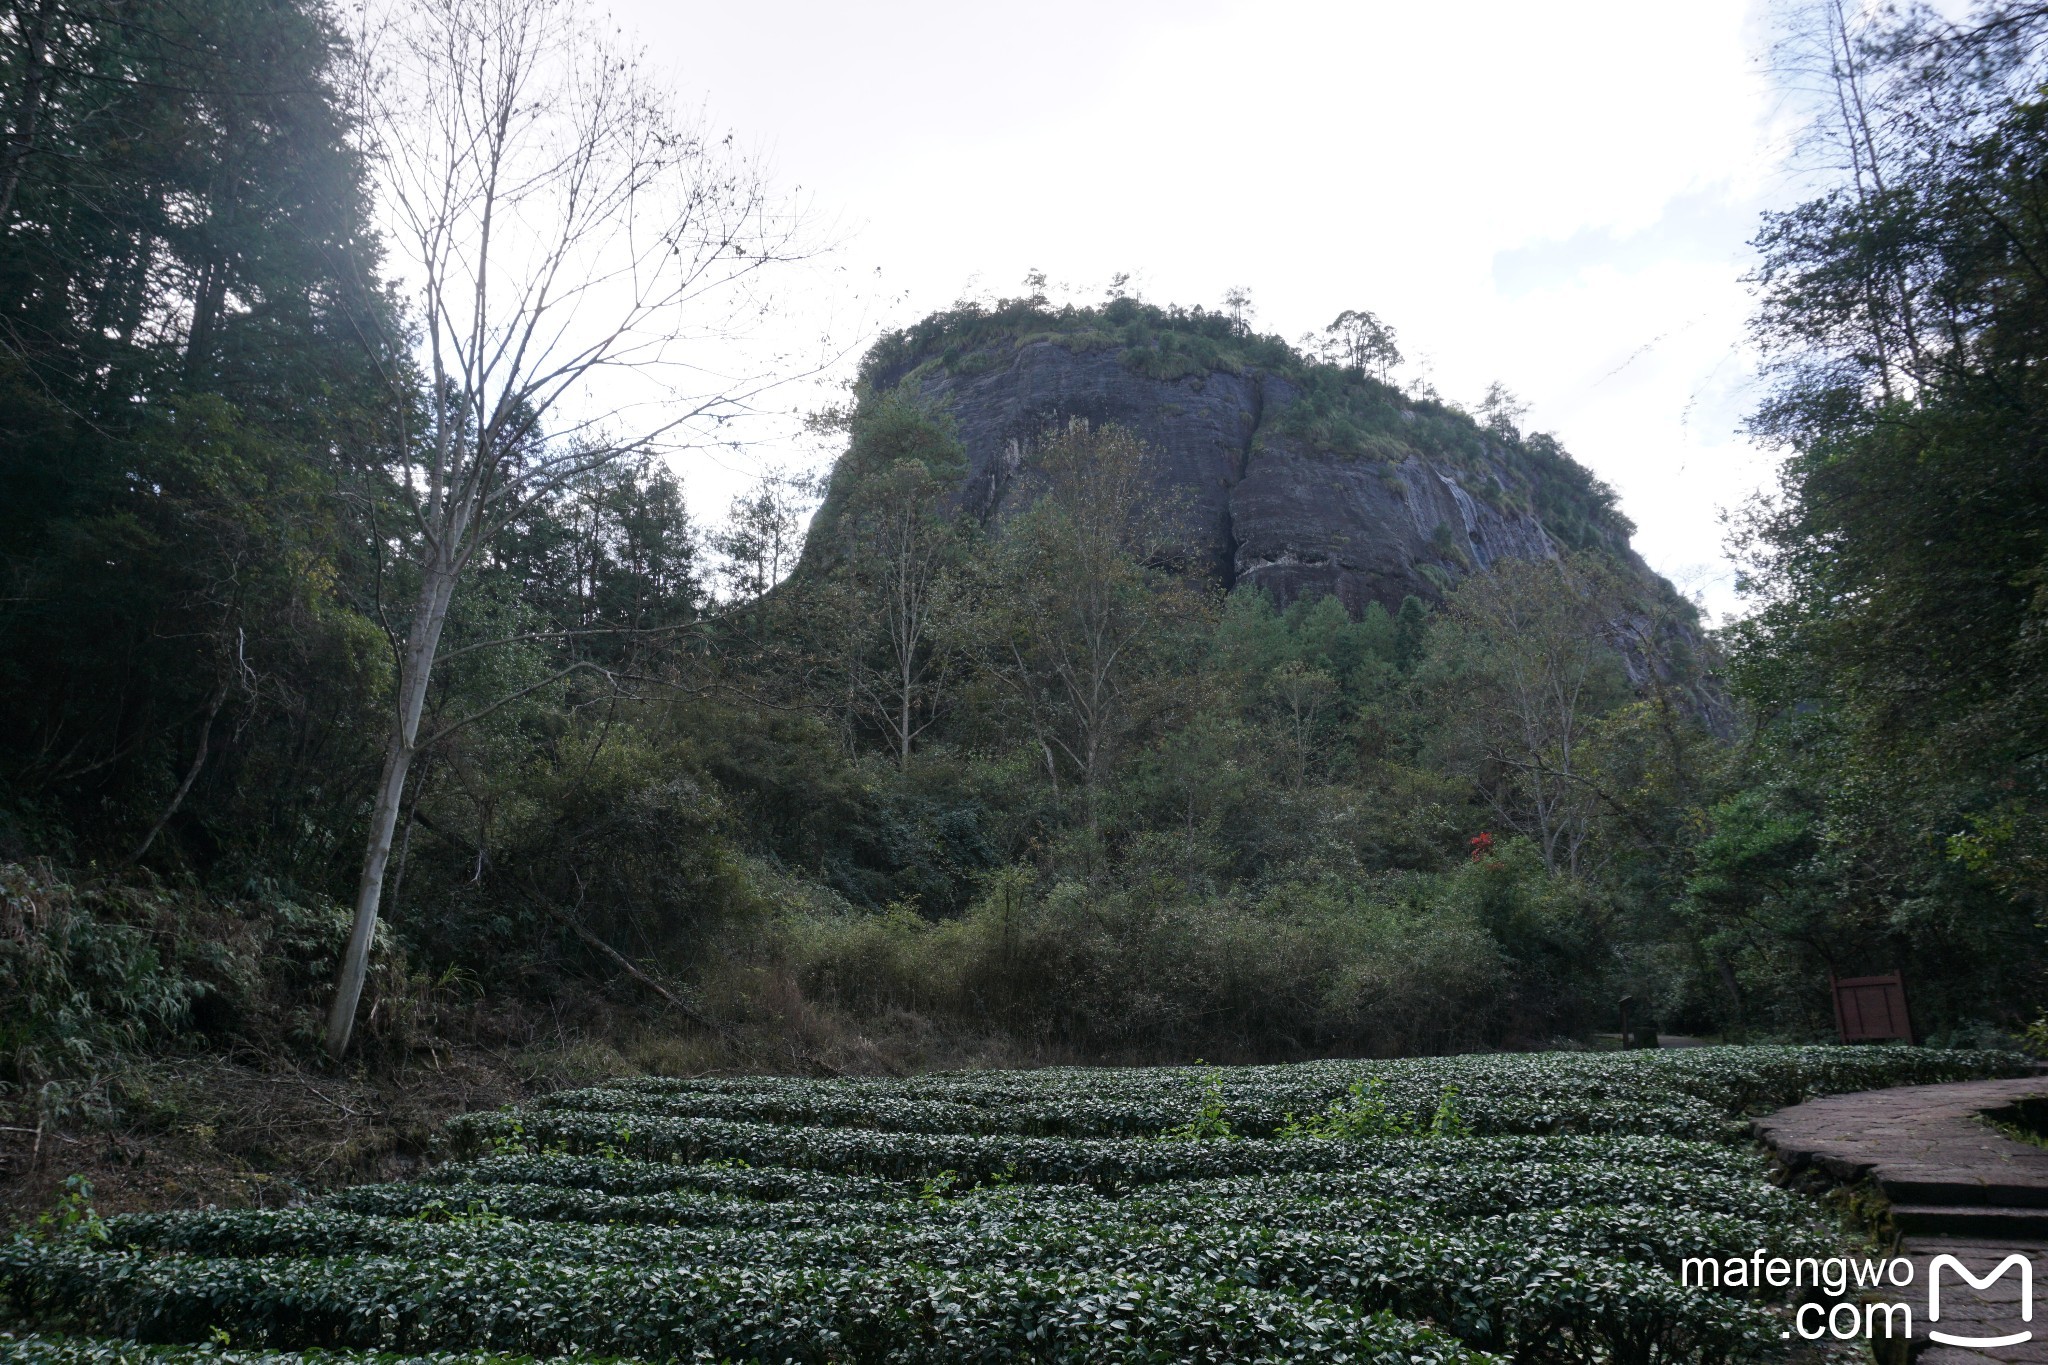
[[1833, 971, 1914, 1044]]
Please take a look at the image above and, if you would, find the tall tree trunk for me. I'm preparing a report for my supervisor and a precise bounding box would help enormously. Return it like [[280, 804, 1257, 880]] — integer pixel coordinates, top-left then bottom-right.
[[323, 550, 460, 1059], [128, 674, 230, 863], [184, 254, 227, 384], [0, 0, 58, 225], [898, 642, 913, 771]]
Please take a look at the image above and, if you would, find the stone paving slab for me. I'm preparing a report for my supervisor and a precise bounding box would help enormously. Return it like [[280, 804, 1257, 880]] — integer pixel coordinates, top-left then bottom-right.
[[1755, 1076, 2048, 1198], [1759, 1076, 2048, 1363], [1875, 1238, 2048, 1364]]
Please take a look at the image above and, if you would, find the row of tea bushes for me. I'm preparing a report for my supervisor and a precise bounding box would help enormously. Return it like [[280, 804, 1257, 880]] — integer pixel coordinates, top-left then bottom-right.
[[561, 1045, 2026, 1140], [0, 1045, 2028, 1365], [326, 1152, 1806, 1230]]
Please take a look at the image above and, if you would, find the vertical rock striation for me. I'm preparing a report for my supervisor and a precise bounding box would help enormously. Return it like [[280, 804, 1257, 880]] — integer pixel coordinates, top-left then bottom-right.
[[865, 331, 1674, 623]]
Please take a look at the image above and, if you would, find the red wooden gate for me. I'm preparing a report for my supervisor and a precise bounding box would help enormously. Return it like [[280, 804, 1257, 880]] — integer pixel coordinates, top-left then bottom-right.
[[1832, 971, 1914, 1044]]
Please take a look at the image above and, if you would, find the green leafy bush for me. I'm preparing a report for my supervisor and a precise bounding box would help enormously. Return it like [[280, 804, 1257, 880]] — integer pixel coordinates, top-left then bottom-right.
[[0, 1045, 2025, 1365]]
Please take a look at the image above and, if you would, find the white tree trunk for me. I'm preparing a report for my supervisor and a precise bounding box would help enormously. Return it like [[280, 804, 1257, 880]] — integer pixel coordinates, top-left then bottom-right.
[[323, 550, 461, 1058], [315, 0, 800, 1059]]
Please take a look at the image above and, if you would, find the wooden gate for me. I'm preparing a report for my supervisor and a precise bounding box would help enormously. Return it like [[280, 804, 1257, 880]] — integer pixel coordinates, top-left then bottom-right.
[[1832, 971, 1914, 1044]]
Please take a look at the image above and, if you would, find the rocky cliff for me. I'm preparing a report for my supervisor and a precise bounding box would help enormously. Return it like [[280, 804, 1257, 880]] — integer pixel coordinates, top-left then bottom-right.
[[838, 297, 1689, 630]]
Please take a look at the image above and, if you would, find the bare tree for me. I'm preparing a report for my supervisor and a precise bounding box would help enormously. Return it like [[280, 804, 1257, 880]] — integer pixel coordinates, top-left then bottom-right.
[[324, 0, 804, 1058], [837, 456, 965, 769], [1759, 1, 2048, 413], [1431, 553, 1628, 877], [1763, 0, 1999, 403], [1265, 659, 1339, 791], [961, 421, 1187, 835]]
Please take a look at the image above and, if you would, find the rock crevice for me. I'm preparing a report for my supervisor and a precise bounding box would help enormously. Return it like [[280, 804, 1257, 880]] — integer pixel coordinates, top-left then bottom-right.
[[879, 338, 1663, 620]]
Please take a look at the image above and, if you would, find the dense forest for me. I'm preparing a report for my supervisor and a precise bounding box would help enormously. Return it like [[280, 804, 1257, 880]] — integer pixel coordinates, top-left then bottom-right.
[[1, 0, 2044, 1129]]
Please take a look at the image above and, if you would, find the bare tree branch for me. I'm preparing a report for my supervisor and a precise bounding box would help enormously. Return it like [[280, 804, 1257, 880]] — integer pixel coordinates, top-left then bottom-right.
[[323, 0, 815, 1059]]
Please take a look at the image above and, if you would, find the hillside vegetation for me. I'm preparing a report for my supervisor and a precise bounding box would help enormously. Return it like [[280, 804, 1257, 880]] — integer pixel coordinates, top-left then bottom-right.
[[1, 0, 2045, 1218]]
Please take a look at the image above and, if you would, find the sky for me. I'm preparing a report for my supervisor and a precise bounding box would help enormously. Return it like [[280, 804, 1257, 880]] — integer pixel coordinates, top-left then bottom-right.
[[614, 0, 1819, 621]]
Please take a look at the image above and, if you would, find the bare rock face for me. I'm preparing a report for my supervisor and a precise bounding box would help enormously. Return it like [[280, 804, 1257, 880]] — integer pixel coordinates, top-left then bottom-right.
[[1230, 435, 1565, 617], [881, 338, 1660, 618], [912, 342, 1262, 586]]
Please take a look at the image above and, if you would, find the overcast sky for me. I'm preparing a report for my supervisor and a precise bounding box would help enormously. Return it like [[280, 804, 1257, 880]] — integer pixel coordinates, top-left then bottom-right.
[[619, 0, 1816, 620]]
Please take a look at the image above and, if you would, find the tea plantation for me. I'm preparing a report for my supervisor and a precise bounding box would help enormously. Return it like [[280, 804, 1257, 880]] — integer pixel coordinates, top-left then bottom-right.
[[0, 1046, 2029, 1365]]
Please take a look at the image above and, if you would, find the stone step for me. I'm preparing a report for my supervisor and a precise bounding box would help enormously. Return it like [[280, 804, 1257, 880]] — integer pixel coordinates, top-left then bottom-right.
[[1883, 1179, 2048, 1209], [1890, 1203, 2048, 1237]]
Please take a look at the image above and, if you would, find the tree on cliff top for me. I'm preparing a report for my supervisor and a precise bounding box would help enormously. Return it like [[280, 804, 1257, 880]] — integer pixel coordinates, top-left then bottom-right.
[[1319, 310, 1402, 384]]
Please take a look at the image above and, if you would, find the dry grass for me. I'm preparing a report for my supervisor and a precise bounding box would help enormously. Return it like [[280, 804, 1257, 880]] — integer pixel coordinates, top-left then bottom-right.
[[0, 982, 1062, 1228], [0, 1040, 606, 1224]]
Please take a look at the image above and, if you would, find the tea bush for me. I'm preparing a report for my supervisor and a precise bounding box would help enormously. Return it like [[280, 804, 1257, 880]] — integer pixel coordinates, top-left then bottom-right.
[[0, 1045, 2027, 1365]]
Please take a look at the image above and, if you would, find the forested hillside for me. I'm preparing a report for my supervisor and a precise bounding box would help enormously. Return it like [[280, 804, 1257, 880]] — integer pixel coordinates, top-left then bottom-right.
[[1, 0, 2044, 1198]]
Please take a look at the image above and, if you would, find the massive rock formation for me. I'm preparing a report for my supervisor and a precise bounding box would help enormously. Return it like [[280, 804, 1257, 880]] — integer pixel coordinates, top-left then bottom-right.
[[854, 307, 1677, 625]]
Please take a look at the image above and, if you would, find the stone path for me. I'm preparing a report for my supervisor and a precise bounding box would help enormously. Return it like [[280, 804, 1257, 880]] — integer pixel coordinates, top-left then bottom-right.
[[1757, 1075, 2048, 1364]]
